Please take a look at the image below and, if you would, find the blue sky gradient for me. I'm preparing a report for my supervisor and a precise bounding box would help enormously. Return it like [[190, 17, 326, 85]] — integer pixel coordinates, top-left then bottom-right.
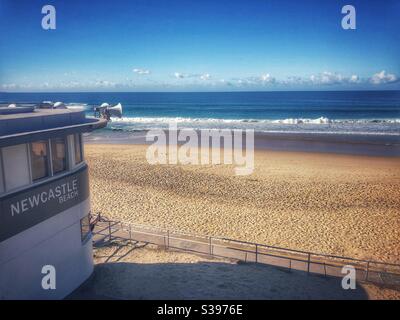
[[0, 0, 399, 91]]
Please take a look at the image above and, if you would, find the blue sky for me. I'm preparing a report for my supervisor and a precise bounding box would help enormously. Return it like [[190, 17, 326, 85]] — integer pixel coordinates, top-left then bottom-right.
[[0, 0, 399, 92]]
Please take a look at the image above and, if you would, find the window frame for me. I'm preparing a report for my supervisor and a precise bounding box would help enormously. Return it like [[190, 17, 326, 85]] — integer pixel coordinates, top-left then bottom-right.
[[74, 133, 84, 165], [50, 136, 68, 175], [29, 140, 51, 183]]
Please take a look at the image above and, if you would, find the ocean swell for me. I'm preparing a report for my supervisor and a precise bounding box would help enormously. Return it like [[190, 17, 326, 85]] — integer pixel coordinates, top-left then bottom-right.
[[106, 116, 400, 136]]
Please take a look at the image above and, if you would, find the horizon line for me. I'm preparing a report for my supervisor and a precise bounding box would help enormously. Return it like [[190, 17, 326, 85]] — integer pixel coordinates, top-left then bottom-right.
[[1, 89, 400, 94]]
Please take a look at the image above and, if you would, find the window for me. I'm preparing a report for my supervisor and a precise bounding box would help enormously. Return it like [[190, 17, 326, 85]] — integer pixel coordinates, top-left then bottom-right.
[[80, 215, 91, 243], [30, 141, 49, 181], [3, 144, 30, 190], [74, 133, 83, 165], [0, 151, 4, 194], [51, 137, 67, 174]]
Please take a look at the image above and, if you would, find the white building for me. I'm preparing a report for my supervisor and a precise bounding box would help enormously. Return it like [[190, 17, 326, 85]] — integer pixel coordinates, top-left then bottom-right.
[[0, 105, 106, 299]]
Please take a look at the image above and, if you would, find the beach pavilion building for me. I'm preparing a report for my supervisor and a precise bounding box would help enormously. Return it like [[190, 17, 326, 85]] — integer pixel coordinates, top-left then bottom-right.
[[0, 104, 106, 299]]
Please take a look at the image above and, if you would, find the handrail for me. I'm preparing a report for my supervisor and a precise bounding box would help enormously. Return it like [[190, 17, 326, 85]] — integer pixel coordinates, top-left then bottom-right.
[[92, 217, 400, 286], [95, 226, 384, 272], [94, 215, 400, 269]]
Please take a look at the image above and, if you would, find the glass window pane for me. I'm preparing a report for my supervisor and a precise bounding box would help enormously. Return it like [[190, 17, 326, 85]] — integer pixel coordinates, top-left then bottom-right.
[[3, 144, 30, 190], [30, 141, 49, 181], [80, 215, 91, 243], [74, 133, 83, 164], [51, 137, 67, 174]]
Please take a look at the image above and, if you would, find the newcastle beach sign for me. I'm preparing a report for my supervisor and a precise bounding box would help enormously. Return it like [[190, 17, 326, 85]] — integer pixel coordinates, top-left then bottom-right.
[[10, 179, 79, 217], [0, 166, 89, 242]]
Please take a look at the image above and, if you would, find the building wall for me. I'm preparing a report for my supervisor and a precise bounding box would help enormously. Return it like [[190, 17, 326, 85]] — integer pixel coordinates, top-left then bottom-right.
[[0, 198, 93, 299], [0, 134, 93, 299]]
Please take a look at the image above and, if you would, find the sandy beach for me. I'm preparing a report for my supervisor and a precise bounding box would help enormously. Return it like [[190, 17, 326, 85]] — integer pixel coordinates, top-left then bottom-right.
[[85, 143, 400, 264]]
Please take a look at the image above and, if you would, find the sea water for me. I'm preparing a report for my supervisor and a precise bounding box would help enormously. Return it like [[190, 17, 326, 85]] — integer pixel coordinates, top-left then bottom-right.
[[1, 91, 399, 136]]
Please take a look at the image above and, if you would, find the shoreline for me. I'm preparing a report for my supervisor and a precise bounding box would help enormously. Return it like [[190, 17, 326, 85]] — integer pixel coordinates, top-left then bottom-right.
[[85, 129, 400, 157]]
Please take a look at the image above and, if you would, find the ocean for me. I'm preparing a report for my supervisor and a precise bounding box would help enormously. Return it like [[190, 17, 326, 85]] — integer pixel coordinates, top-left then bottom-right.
[[1, 91, 399, 136]]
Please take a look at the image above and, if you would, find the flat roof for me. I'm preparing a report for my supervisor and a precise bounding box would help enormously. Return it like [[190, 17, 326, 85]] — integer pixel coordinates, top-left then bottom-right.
[[0, 106, 107, 147]]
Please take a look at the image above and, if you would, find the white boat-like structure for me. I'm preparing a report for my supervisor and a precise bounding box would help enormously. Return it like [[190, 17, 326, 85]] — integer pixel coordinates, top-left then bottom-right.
[[93, 102, 123, 120]]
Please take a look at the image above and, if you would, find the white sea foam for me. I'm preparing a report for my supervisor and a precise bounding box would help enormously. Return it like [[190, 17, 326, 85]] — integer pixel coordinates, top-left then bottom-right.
[[104, 116, 400, 136], [110, 116, 400, 125]]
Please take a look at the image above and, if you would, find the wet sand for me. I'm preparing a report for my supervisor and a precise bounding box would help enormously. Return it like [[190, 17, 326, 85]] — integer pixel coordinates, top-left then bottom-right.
[[85, 129, 400, 157], [85, 143, 400, 264]]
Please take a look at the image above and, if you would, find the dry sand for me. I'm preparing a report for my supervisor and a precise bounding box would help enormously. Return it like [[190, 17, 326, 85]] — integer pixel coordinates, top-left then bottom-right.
[[85, 144, 400, 264], [69, 241, 400, 300]]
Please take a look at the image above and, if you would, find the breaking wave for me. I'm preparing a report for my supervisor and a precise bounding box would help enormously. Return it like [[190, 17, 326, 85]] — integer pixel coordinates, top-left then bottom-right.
[[106, 116, 400, 136], [110, 116, 400, 125]]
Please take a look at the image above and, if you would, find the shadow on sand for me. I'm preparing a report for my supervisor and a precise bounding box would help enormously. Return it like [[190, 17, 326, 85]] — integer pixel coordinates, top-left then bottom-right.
[[69, 258, 369, 300]]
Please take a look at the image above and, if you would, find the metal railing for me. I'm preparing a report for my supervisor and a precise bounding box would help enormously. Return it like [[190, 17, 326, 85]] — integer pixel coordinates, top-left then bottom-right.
[[91, 214, 400, 288]]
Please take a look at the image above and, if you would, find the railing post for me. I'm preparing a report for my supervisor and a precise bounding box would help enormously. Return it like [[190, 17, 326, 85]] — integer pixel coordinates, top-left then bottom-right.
[[129, 224, 132, 240], [307, 253, 311, 274], [108, 221, 112, 242], [167, 230, 170, 249], [255, 244, 258, 263], [209, 237, 212, 255], [365, 261, 370, 281]]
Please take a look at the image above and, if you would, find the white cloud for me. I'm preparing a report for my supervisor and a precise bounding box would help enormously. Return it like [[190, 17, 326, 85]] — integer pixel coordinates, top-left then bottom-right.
[[370, 70, 398, 84], [349, 74, 360, 83], [1, 83, 18, 90], [281, 76, 306, 85], [309, 72, 344, 85], [3, 69, 399, 92], [200, 73, 211, 80], [94, 80, 117, 88], [1, 83, 36, 90], [174, 72, 212, 80], [260, 74, 275, 83], [133, 68, 151, 75], [174, 72, 185, 79], [227, 74, 276, 87], [307, 72, 366, 85], [218, 71, 386, 88]]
